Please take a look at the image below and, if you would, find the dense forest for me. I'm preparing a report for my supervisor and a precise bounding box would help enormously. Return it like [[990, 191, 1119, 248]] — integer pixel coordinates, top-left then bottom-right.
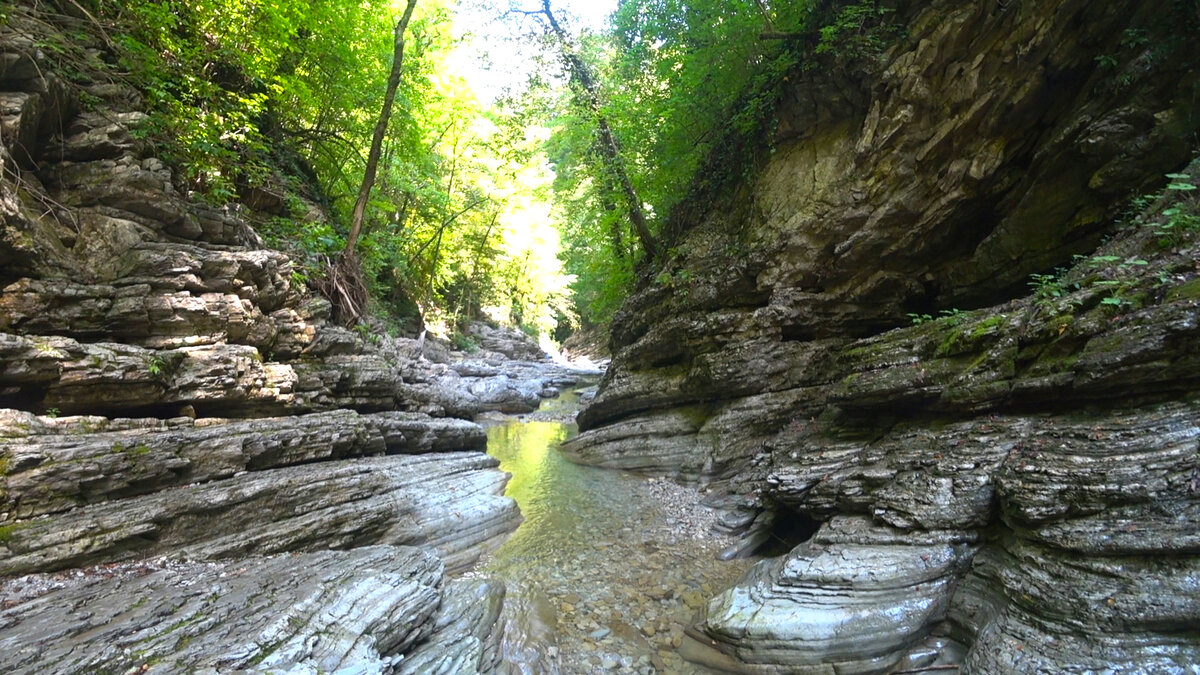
[[16, 0, 896, 344]]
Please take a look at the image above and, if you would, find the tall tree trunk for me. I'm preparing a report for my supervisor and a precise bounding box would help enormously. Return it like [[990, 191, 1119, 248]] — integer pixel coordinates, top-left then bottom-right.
[[343, 0, 419, 257], [535, 0, 660, 261]]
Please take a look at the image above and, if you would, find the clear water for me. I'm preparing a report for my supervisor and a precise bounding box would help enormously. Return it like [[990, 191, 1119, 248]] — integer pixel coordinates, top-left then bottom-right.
[[473, 388, 753, 674]]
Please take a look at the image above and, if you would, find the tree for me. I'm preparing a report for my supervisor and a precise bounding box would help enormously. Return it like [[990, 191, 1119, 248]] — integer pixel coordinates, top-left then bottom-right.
[[331, 0, 420, 323], [517, 0, 659, 262]]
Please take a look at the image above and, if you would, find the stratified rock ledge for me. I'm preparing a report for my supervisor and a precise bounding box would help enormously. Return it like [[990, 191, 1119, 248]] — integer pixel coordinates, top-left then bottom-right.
[[0, 546, 536, 674]]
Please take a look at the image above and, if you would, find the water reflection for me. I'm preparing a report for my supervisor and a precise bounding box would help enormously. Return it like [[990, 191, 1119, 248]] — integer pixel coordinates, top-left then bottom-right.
[[475, 389, 752, 673], [483, 418, 647, 570]]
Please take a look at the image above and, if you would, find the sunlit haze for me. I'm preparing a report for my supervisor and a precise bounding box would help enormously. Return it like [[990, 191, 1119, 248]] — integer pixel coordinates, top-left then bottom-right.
[[449, 0, 618, 103]]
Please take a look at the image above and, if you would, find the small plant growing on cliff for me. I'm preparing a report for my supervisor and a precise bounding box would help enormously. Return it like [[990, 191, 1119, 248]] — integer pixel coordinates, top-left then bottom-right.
[[816, 1, 902, 62], [1154, 206, 1200, 247], [910, 308, 966, 326], [1134, 173, 1200, 247], [1028, 269, 1078, 307], [353, 323, 382, 345], [1167, 174, 1197, 191], [44, 408, 60, 419], [1082, 256, 1149, 309], [1121, 28, 1149, 49], [938, 308, 965, 326], [654, 268, 693, 289]]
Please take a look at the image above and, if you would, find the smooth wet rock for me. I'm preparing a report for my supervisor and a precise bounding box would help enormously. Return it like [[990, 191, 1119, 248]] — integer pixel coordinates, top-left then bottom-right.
[[697, 517, 975, 672]]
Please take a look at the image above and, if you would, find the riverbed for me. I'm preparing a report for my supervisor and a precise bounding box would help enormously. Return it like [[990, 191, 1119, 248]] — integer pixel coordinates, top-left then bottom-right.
[[469, 385, 754, 674]]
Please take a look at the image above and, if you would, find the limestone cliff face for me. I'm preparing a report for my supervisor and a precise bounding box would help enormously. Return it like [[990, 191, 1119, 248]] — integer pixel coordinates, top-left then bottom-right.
[[0, 6, 567, 671], [568, 0, 1200, 671]]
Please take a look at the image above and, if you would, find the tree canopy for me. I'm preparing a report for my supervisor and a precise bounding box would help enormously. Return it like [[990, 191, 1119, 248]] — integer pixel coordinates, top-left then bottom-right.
[[68, 0, 898, 340]]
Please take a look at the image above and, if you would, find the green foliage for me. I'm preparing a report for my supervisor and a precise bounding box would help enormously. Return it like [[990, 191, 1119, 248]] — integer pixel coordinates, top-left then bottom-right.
[[539, 0, 903, 326], [1083, 256, 1148, 309], [97, 0, 303, 201], [1028, 269, 1079, 307], [450, 332, 478, 353], [87, 0, 572, 339], [816, 1, 901, 60], [908, 308, 963, 326], [937, 308, 965, 326], [1154, 205, 1200, 247], [1095, 54, 1119, 70], [1166, 173, 1197, 191], [1122, 171, 1200, 248]]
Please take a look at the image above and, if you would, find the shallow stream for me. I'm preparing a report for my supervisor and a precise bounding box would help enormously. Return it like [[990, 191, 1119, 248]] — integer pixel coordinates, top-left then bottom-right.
[[470, 385, 754, 674]]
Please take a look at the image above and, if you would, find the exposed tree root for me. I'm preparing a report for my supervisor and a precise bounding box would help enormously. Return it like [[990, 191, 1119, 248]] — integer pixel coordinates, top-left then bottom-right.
[[316, 253, 369, 325]]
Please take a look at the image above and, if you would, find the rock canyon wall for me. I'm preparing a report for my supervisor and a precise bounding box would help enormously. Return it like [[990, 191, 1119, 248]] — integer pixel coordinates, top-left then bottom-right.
[[568, 0, 1200, 671]]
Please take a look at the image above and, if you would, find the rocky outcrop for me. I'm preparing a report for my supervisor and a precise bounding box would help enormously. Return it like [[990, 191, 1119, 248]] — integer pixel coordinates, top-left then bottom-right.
[[0, 408, 517, 576], [0, 4, 545, 561], [398, 578, 558, 674], [687, 517, 975, 672], [569, 0, 1200, 671], [466, 320, 549, 362], [0, 408, 484, 519], [0, 546, 545, 674], [0, 5, 577, 669]]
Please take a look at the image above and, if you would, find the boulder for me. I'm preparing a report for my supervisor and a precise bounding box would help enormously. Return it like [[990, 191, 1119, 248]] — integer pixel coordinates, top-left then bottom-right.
[[695, 517, 975, 672]]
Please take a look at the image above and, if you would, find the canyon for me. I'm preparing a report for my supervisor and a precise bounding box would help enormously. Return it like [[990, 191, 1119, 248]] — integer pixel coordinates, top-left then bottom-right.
[[2, 0, 1199, 673]]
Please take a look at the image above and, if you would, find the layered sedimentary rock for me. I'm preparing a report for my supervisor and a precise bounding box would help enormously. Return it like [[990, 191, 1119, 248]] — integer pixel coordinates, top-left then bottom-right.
[[569, 0, 1200, 671], [0, 6, 577, 670], [0, 7, 535, 573], [398, 578, 558, 674], [0, 546, 548, 674]]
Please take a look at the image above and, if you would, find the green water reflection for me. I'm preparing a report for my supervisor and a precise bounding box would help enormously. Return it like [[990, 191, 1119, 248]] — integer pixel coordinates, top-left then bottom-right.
[[483, 418, 644, 573], [477, 389, 754, 673]]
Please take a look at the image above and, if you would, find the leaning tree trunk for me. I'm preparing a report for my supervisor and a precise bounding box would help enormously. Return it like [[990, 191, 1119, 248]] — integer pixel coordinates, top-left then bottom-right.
[[330, 0, 419, 323], [536, 0, 660, 262]]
